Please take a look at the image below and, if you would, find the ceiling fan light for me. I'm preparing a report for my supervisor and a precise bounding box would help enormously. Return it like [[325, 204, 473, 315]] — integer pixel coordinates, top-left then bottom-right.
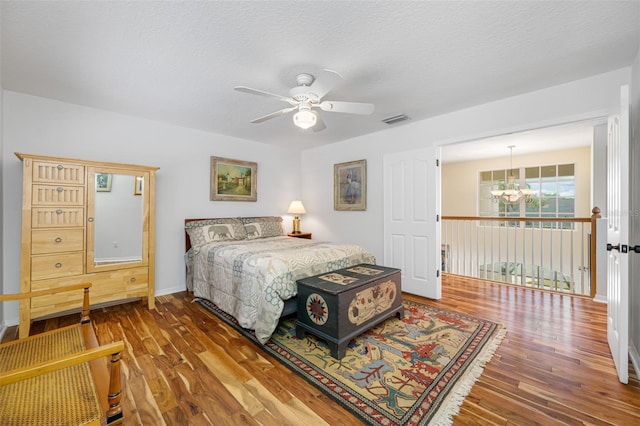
[[293, 109, 317, 129]]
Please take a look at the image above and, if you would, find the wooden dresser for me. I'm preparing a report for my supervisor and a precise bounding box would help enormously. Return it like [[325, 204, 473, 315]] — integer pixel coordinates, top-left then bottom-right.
[[16, 153, 159, 337]]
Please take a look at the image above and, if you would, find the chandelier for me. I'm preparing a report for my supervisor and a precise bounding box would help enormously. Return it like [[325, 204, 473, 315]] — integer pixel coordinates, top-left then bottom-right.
[[490, 145, 535, 205]]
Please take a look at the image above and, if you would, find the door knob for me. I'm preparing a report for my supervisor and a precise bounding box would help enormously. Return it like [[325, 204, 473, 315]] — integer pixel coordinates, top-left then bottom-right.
[[631, 245, 640, 253], [607, 243, 620, 252]]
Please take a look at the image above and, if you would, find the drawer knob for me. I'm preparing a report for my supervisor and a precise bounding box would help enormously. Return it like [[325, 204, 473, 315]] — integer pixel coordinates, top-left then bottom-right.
[[56, 187, 64, 193], [56, 164, 64, 170], [87, 217, 94, 222], [55, 209, 63, 215], [55, 262, 62, 268], [54, 237, 62, 243], [130, 277, 136, 282]]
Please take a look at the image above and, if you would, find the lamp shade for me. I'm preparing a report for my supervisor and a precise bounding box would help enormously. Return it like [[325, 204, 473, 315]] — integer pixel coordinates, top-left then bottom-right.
[[287, 200, 306, 215]]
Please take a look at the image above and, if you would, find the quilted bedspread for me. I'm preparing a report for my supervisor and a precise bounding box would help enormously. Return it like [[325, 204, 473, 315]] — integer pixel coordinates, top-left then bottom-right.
[[190, 236, 375, 343]]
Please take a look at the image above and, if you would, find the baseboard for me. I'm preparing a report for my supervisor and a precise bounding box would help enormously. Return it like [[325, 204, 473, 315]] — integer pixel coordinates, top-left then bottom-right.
[[630, 342, 640, 379], [155, 285, 188, 297], [593, 294, 608, 304]]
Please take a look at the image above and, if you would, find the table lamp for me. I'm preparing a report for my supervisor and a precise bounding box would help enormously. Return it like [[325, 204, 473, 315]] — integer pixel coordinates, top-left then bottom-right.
[[287, 200, 306, 234]]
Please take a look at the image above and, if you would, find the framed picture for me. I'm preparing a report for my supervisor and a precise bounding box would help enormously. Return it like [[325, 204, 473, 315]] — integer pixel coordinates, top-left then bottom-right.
[[334, 159, 366, 211], [211, 156, 257, 201], [96, 173, 112, 192], [134, 176, 143, 196]]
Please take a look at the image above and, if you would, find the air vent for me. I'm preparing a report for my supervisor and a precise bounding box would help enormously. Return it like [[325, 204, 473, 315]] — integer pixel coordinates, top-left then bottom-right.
[[382, 114, 409, 125]]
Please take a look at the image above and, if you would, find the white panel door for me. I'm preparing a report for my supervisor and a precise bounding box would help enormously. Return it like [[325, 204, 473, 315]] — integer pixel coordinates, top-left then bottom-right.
[[606, 85, 630, 384], [383, 146, 441, 299]]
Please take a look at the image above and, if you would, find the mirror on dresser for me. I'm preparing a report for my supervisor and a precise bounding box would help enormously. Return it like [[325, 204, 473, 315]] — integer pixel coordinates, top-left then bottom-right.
[[86, 168, 150, 272]]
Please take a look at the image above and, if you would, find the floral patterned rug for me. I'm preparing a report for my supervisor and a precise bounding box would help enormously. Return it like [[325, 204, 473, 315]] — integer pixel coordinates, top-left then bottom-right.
[[198, 298, 505, 425]]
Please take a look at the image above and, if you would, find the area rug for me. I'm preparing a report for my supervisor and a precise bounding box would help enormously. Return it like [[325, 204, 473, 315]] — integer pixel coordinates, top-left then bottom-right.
[[197, 298, 505, 425]]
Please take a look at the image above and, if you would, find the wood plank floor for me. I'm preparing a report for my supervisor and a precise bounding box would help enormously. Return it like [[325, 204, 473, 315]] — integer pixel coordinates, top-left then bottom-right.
[[4, 275, 640, 425]]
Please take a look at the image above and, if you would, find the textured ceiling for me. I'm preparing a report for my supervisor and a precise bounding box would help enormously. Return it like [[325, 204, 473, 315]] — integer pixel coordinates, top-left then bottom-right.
[[1, 1, 639, 151]]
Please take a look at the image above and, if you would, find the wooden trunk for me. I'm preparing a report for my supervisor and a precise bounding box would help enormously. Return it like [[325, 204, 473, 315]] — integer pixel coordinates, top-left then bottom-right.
[[295, 264, 403, 359]]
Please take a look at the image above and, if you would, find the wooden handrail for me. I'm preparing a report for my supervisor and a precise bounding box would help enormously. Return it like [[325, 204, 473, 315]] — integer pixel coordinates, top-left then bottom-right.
[[442, 215, 591, 223]]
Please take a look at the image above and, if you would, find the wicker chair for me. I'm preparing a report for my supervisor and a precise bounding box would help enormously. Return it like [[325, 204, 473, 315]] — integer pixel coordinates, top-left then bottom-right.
[[0, 283, 124, 425]]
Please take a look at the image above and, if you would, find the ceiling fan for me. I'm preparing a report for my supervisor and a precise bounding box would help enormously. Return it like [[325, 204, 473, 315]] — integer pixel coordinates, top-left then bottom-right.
[[234, 69, 374, 131]]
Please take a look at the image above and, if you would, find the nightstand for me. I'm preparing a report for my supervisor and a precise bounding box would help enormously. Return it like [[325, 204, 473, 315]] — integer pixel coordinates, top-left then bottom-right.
[[288, 232, 312, 239]]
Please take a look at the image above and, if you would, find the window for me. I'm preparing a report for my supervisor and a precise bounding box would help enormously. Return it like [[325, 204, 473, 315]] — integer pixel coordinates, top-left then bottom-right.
[[479, 163, 575, 226]]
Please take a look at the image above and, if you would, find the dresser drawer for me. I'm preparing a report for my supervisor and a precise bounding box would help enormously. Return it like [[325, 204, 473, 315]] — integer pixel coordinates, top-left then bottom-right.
[[32, 229, 84, 254], [91, 267, 149, 297], [32, 207, 84, 228], [29, 267, 149, 317], [91, 266, 149, 292], [32, 184, 85, 206], [123, 267, 150, 298], [31, 252, 84, 281], [32, 161, 85, 185], [30, 276, 88, 318]]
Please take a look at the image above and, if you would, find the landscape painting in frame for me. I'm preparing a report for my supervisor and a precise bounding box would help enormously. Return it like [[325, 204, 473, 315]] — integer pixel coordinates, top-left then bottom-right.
[[334, 159, 366, 211], [211, 156, 257, 201]]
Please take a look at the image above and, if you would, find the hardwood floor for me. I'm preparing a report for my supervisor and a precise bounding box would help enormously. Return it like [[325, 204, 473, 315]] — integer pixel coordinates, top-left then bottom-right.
[[4, 275, 640, 425]]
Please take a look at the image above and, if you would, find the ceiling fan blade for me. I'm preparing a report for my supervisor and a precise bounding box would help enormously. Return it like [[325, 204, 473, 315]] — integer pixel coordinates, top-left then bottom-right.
[[234, 86, 294, 104], [308, 69, 344, 100], [319, 100, 374, 115], [250, 106, 297, 123], [312, 111, 326, 132]]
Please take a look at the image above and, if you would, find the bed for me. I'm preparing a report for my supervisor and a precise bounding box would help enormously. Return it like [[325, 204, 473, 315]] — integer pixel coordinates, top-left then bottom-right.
[[184, 216, 376, 344]]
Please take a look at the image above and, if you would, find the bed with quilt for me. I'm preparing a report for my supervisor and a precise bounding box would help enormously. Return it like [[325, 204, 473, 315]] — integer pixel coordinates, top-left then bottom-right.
[[185, 216, 375, 344]]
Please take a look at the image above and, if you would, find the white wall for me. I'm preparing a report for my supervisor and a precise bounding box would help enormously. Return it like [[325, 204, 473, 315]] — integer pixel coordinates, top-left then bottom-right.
[[1, 91, 303, 325], [301, 68, 630, 264], [592, 123, 608, 217]]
